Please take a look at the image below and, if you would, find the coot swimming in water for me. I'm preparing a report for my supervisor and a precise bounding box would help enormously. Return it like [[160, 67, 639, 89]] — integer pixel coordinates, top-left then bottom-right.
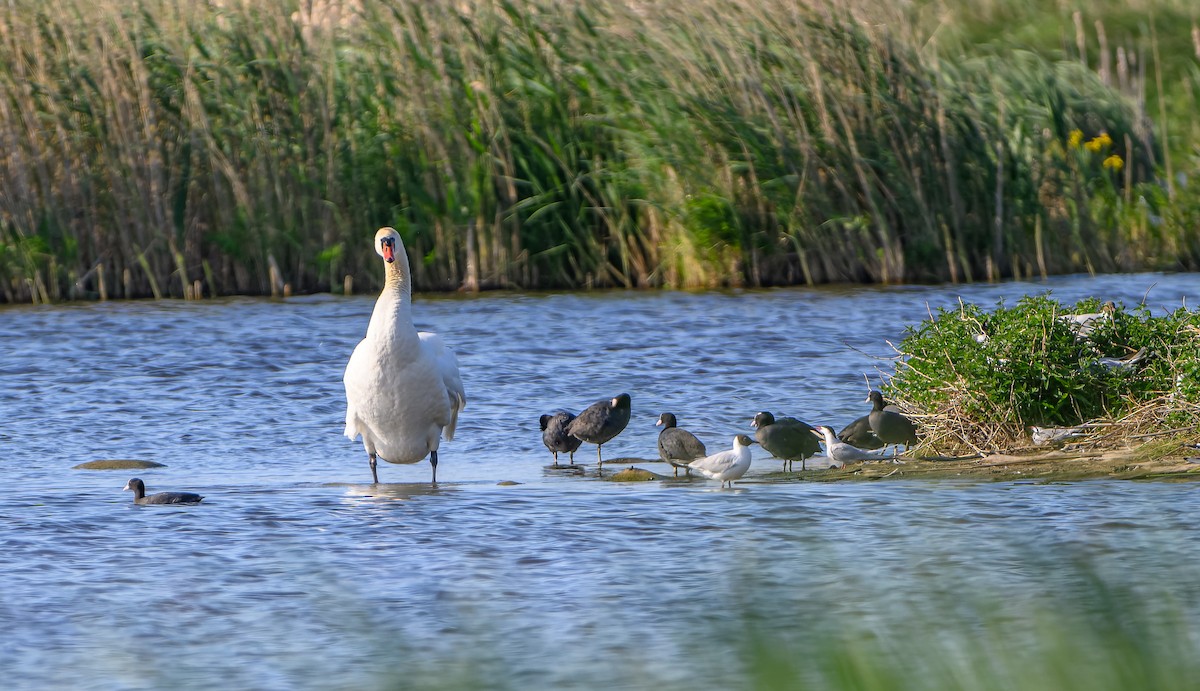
[[123, 478, 204, 505]]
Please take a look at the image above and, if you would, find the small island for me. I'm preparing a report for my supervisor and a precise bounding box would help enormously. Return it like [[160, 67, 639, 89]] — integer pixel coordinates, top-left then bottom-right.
[[842, 295, 1200, 482]]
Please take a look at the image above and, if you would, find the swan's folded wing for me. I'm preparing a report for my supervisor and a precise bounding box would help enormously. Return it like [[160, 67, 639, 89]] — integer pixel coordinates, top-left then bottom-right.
[[419, 331, 467, 440], [342, 339, 372, 441]]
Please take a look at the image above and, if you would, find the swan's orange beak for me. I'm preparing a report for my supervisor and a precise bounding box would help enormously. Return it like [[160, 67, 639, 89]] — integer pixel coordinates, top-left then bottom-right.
[[381, 243, 395, 263]]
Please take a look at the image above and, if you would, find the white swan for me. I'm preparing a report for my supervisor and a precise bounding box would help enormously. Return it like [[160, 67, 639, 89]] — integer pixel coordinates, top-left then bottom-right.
[[343, 227, 466, 483]]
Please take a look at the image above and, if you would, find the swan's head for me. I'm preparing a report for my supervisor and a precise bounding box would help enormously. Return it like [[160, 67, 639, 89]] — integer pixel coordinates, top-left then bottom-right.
[[734, 434, 757, 448], [375, 227, 402, 264]]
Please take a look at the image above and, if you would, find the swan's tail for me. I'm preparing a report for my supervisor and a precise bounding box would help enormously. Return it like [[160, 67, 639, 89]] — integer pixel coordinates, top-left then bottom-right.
[[343, 408, 361, 441], [443, 391, 466, 441]]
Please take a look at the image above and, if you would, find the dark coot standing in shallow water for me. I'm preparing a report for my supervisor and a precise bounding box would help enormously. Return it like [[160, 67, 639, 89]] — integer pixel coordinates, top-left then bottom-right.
[[540, 410, 583, 466], [836, 415, 884, 449], [566, 393, 631, 469], [656, 412, 708, 477], [866, 390, 919, 454], [751, 411, 821, 471], [837, 398, 902, 451], [123, 478, 204, 505]]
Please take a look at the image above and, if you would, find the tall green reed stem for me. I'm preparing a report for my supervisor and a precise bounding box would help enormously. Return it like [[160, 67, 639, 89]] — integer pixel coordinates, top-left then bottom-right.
[[0, 0, 1196, 302]]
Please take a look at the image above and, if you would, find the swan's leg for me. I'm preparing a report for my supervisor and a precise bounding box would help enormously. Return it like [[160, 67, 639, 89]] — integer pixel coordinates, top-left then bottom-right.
[[369, 453, 379, 484], [568, 450, 575, 465], [430, 450, 439, 483]]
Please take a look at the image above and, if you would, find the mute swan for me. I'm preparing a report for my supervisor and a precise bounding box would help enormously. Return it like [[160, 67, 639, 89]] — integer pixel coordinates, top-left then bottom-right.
[[540, 410, 582, 465], [688, 434, 756, 488], [656, 412, 707, 477], [123, 478, 203, 505], [751, 411, 820, 472], [343, 227, 466, 483], [566, 393, 631, 468]]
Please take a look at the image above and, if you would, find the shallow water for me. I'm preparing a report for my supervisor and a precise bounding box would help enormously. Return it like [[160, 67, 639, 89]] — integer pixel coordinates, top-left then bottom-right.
[[2, 273, 1199, 688]]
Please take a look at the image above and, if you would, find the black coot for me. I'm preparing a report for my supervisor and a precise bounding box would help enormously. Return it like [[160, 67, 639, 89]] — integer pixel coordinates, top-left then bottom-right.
[[123, 478, 204, 505], [751, 411, 820, 471], [656, 412, 707, 477], [540, 410, 583, 465], [566, 393, 631, 468], [866, 391, 919, 452]]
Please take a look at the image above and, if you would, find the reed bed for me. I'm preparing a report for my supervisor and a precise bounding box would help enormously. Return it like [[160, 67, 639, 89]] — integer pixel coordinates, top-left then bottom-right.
[[0, 0, 1197, 302]]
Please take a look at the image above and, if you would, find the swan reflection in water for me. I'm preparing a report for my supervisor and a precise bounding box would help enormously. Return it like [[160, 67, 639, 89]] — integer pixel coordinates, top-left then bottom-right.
[[331, 481, 461, 502]]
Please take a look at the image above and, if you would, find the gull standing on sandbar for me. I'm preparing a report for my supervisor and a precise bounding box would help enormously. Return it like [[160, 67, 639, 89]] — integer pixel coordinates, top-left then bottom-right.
[[688, 434, 757, 488]]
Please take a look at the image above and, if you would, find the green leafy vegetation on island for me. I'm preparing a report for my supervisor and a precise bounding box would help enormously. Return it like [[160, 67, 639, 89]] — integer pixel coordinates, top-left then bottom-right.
[[0, 0, 1198, 303], [886, 295, 1200, 454]]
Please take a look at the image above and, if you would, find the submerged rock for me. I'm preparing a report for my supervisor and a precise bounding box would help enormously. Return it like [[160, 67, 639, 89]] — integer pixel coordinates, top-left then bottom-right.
[[606, 467, 660, 482], [73, 460, 166, 470]]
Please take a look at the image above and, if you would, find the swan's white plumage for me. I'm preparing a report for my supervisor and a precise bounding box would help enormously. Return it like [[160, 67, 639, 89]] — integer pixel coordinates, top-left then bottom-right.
[[417, 331, 465, 441], [343, 227, 466, 481]]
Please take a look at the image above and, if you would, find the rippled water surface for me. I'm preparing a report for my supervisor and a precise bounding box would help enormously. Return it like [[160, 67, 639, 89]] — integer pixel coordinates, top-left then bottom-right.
[[2, 273, 1199, 689]]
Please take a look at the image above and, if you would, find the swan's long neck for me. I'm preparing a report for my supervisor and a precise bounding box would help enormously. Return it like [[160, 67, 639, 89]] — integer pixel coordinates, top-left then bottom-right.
[[366, 255, 415, 341]]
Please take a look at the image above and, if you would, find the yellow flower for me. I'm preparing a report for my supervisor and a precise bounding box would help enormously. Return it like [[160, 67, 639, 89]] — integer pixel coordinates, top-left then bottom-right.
[[1085, 132, 1113, 152], [1103, 154, 1124, 171], [1068, 129, 1083, 148]]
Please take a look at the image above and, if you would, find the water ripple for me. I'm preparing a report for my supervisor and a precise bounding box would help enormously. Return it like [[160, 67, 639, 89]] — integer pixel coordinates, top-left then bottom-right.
[[1, 274, 1199, 687]]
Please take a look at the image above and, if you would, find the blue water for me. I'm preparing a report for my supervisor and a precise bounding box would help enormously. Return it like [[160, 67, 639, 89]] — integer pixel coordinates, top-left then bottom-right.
[[1, 272, 1198, 689]]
